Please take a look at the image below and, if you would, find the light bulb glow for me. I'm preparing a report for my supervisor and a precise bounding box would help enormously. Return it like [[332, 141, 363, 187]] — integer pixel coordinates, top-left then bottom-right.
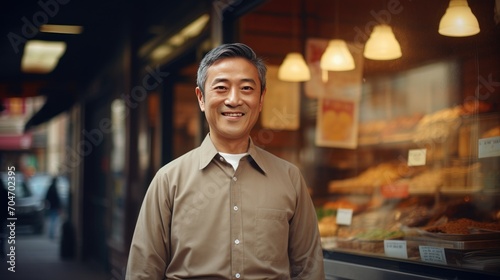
[[278, 52, 311, 82], [439, 0, 480, 37], [363, 24, 402, 60], [320, 39, 355, 71]]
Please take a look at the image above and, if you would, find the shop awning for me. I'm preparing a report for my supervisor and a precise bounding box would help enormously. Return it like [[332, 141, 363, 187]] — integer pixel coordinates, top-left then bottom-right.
[[0, 133, 32, 150], [23, 91, 77, 132]]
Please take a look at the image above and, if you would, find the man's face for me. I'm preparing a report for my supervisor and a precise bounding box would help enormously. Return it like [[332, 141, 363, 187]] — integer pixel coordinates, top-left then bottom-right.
[[196, 57, 265, 145]]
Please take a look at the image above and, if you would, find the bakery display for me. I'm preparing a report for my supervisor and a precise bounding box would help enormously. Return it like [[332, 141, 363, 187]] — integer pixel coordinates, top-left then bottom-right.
[[317, 107, 500, 273], [424, 218, 500, 235], [328, 162, 409, 193], [482, 126, 500, 138]]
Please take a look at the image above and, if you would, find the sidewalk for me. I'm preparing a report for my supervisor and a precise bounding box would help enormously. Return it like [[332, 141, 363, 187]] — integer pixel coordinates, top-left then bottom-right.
[[0, 227, 112, 280]]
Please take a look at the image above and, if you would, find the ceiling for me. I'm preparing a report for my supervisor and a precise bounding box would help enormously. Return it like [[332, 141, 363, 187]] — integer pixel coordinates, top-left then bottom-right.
[[241, 0, 500, 75], [1, 0, 499, 120], [1, 0, 120, 97], [0, 0, 213, 130], [0, 0, 209, 100]]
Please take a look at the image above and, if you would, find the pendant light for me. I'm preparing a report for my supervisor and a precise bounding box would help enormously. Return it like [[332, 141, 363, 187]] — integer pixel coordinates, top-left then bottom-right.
[[320, 39, 355, 71], [278, 0, 310, 82], [363, 24, 402, 60], [278, 52, 311, 82], [439, 0, 480, 37], [320, 0, 355, 71]]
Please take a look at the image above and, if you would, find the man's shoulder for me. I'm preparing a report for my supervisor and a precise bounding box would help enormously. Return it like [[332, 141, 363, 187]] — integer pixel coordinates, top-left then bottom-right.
[[158, 147, 202, 173], [253, 145, 299, 171]]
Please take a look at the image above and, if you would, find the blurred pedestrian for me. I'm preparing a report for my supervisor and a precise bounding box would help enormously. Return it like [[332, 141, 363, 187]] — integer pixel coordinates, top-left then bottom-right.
[[45, 176, 61, 240]]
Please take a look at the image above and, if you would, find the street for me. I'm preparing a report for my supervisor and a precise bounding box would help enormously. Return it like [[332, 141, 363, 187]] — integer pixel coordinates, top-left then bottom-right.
[[0, 223, 112, 280]]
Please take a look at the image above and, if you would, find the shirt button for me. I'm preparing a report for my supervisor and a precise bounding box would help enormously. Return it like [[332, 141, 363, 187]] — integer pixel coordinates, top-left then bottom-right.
[[220, 156, 225, 161], [232, 177, 237, 181], [233, 206, 239, 211], [235, 273, 241, 278], [234, 239, 240, 245]]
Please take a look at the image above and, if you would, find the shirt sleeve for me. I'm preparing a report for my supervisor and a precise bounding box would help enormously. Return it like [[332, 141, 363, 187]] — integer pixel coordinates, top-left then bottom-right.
[[126, 172, 172, 280], [288, 170, 325, 280]]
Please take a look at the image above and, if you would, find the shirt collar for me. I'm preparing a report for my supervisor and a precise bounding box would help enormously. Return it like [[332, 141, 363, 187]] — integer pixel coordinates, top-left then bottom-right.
[[198, 134, 267, 175]]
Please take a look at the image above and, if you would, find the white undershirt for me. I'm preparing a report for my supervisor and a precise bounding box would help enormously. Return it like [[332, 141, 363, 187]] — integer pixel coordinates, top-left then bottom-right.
[[219, 152, 247, 171]]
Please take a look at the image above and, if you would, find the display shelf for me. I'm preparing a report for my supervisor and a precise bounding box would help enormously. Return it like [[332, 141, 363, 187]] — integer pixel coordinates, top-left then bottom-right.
[[317, 111, 500, 277], [323, 250, 500, 280]]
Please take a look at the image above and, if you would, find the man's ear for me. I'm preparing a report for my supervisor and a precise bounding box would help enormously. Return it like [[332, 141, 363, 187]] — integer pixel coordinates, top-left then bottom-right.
[[195, 87, 205, 112]]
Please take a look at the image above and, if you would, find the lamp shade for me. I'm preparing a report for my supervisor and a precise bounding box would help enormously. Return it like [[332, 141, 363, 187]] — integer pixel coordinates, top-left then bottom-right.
[[320, 39, 355, 71], [363, 24, 402, 60], [439, 0, 480, 37], [278, 52, 311, 82]]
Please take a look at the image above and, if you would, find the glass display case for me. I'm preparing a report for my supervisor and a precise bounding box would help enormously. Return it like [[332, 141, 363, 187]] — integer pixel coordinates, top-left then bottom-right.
[[239, 0, 500, 278], [312, 100, 500, 279]]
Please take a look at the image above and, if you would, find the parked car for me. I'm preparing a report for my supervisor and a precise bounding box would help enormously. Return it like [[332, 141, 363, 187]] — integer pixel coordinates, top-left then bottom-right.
[[1, 172, 69, 234], [1, 172, 45, 234]]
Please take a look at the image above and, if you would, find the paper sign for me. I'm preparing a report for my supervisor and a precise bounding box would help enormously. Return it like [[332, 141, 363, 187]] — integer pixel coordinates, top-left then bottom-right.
[[408, 149, 427, 166], [419, 246, 447, 265], [336, 208, 353, 225], [478, 136, 500, 159], [384, 240, 408, 259]]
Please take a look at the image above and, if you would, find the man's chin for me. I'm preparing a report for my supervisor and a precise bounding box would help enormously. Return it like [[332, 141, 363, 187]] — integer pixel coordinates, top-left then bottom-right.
[[217, 131, 250, 141]]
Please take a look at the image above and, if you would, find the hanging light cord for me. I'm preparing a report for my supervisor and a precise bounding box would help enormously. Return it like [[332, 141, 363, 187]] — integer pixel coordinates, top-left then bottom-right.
[[335, 0, 339, 38], [300, 0, 307, 54]]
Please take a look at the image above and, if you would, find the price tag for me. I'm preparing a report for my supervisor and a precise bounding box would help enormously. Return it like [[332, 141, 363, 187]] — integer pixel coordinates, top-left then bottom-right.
[[384, 240, 408, 259], [408, 149, 426, 166], [336, 208, 353, 226], [478, 136, 500, 158], [419, 246, 447, 265]]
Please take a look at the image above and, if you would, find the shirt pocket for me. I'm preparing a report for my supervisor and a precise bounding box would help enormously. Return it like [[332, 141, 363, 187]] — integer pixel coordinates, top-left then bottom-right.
[[255, 208, 289, 261]]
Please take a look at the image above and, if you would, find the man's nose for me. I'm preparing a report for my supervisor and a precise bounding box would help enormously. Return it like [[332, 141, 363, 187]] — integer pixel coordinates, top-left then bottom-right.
[[225, 88, 241, 106]]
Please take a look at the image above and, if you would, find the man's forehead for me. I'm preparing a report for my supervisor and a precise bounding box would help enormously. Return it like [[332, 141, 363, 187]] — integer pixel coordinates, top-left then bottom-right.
[[209, 56, 252, 67], [206, 57, 260, 80]]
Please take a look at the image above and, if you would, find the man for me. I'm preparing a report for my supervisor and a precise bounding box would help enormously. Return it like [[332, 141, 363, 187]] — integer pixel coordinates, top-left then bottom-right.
[[126, 43, 324, 279], [45, 176, 61, 239]]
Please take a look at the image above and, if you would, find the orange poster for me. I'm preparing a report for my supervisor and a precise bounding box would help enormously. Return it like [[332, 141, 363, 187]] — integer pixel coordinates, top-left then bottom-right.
[[316, 97, 359, 148]]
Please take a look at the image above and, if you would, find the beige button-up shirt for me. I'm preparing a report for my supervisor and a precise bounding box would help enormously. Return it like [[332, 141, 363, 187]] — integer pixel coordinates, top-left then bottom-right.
[[126, 135, 324, 279]]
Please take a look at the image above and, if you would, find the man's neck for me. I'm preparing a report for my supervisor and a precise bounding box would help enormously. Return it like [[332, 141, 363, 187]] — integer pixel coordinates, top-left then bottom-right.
[[209, 134, 249, 154]]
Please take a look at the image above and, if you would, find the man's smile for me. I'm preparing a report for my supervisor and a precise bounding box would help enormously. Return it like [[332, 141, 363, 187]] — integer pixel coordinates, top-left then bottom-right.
[[222, 112, 244, 117]]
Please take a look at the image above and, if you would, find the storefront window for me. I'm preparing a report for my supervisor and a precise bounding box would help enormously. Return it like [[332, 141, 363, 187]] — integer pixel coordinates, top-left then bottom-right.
[[240, 0, 500, 277]]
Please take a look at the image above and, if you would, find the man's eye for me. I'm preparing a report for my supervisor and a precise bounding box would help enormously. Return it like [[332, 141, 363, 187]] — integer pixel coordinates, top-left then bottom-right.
[[242, 86, 253, 91], [214, 86, 227, 90]]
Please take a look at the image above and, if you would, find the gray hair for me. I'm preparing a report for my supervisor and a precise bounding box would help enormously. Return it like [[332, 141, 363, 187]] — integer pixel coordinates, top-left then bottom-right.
[[196, 43, 267, 95]]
